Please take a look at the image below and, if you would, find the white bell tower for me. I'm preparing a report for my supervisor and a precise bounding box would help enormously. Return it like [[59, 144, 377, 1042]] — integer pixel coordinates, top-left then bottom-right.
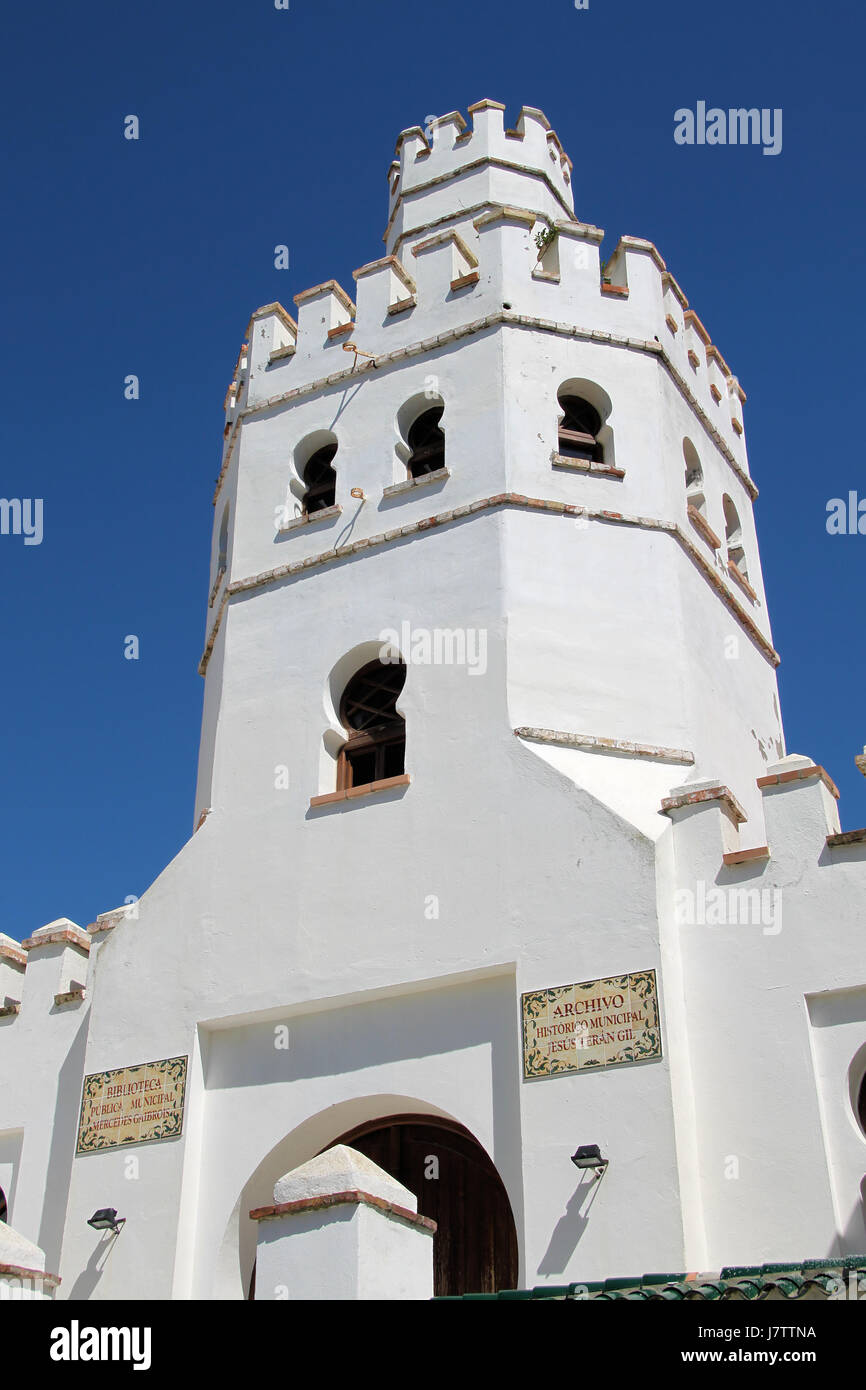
[[196, 97, 783, 845]]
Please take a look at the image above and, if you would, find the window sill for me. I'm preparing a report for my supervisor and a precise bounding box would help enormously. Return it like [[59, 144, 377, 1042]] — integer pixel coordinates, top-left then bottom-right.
[[722, 845, 770, 867], [268, 344, 296, 363], [687, 504, 721, 550], [552, 453, 624, 479], [278, 504, 342, 535], [728, 560, 757, 603], [310, 773, 411, 809], [827, 827, 866, 849], [383, 467, 450, 499], [450, 272, 479, 292], [209, 567, 226, 607], [54, 988, 85, 1007]]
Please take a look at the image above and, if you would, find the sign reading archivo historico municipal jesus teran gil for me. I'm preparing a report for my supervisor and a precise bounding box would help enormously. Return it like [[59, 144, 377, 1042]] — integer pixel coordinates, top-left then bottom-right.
[[522, 970, 661, 1079], [76, 1056, 188, 1153]]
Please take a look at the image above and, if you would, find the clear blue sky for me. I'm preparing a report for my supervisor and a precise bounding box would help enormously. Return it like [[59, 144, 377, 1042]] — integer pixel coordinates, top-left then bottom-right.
[[1, 0, 864, 940]]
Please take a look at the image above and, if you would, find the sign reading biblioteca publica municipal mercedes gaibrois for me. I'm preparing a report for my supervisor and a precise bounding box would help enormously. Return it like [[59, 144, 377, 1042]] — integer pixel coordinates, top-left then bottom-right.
[[76, 1056, 188, 1153]]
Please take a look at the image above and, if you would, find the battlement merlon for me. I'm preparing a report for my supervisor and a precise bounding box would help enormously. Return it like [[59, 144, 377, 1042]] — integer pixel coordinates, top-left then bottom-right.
[[0, 906, 135, 1022], [385, 101, 574, 258]]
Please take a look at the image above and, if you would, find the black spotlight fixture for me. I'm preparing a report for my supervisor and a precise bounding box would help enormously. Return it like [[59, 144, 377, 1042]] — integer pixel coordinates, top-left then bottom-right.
[[571, 1144, 608, 1176], [87, 1208, 126, 1233]]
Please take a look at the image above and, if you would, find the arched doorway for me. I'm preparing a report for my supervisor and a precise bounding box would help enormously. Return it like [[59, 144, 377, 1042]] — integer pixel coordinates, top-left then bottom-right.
[[324, 1114, 518, 1296]]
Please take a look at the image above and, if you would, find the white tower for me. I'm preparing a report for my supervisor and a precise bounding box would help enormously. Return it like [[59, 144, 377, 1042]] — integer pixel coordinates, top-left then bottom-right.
[[197, 99, 783, 847], [3, 100, 866, 1302]]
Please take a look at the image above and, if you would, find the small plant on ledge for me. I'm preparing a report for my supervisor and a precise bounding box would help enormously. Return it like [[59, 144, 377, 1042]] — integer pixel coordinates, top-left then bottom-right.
[[534, 219, 558, 260]]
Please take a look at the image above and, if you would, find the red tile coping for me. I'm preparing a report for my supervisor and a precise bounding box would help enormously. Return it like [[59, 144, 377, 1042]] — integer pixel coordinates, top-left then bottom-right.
[[551, 453, 625, 479], [249, 1189, 437, 1233], [21, 927, 91, 954], [688, 504, 721, 551], [386, 296, 416, 316], [661, 785, 747, 824], [728, 561, 757, 603], [86, 912, 126, 936], [0, 1003, 21, 1018], [722, 846, 770, 867], [758, 766, 840, 799], [293, 280, 355, 312], [326, 322, 354, 340], [450, 272, 479, 292], [826, 828, 866, 849], [0, 941, 27, 967], [0, 1263, 61, 1287], [54, 988, 85, 1006], [310, 773, 410, 809], [601, 283, 628, 297]]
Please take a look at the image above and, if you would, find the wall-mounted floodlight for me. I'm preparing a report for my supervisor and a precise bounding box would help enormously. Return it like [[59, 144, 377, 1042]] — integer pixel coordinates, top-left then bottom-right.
[[87, 1208, 126, 1234], [571, 1145, 609, 1178]]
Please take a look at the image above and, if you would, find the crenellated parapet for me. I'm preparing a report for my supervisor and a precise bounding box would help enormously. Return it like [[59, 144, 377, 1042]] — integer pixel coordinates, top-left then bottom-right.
[[386, 101, 574, 255], [211, 95, 756, 604], [223, 102, 749, 485], [660, 754, 866, 869], [0, 903, 138, 1030]]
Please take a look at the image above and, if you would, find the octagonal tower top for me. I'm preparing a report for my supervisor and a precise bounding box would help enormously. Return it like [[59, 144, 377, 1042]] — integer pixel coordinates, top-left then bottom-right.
[[384, 99, 574, 255]]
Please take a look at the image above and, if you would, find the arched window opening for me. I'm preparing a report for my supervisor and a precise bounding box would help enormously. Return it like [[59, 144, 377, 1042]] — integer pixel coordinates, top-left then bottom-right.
[[302, 443, 337, 514], [406, 407, 445, 479], [337, 659, 406, 790], [0, 1185, 7, 1223], [723, 494, 748, 580], [683, 438, 705, 513], [217, 505, 229, 576], [557, 395, 604, 463]]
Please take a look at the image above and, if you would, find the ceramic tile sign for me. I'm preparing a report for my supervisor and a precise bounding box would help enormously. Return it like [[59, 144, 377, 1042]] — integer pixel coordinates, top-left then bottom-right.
[[76, 1056, 188, 1153], [522, 970, 661, 1079]]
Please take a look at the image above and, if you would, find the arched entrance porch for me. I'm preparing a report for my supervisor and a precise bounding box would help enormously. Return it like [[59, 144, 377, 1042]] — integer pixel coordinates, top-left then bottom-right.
[[324, 1113, 518, 1296], [228, 1097, 519, 1300]]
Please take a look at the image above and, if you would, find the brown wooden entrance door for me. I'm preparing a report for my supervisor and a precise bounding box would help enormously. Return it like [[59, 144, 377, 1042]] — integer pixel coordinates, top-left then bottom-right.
[[327, 1115, 518, 1297]]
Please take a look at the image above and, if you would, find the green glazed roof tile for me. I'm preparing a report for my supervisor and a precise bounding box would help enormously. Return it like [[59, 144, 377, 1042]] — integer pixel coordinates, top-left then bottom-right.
[[450, 1252, 866, 1300]]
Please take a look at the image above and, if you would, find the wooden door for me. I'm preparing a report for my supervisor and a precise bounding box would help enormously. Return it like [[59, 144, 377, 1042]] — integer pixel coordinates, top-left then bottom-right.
[[328, 1116, 518, 1297]]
